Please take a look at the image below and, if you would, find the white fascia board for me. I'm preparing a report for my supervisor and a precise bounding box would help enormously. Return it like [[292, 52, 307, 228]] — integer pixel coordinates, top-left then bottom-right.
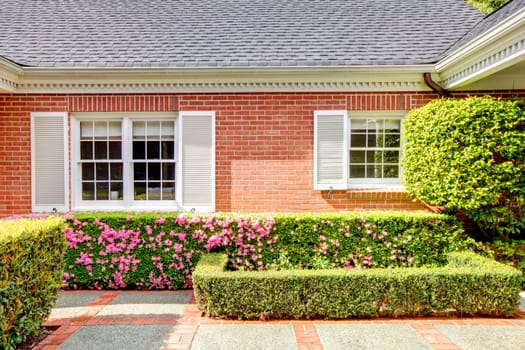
[[15, 65, 435, 93], [436, 7, 525, 89]]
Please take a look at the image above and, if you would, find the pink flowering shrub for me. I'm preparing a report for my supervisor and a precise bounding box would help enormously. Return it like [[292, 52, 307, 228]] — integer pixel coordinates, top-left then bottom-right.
[[63, 212, 468, 290]]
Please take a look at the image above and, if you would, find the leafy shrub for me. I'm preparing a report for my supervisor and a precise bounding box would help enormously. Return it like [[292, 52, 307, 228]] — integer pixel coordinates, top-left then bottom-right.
[[193, 252, 521, 319], [0, 217, 66, 350], [465, 0, 509, 14], [402, 96, 525, 241], [63, 212, 467, 290]]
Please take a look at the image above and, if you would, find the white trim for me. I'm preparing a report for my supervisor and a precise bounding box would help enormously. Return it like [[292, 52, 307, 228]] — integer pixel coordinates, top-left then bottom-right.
[[4, 64, 434, 93], [436, 7, 525, 89], [30, 112, 69, 212], [347, 110, 406, 189], [177, 111, 216, 212]]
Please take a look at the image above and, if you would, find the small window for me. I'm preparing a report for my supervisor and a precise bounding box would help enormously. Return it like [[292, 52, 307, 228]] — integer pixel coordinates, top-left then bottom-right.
[[348, 113, 404, 187]]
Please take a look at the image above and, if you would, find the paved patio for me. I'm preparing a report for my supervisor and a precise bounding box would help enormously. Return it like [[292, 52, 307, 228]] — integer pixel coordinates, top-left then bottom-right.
[[35, 290, 525, 350]]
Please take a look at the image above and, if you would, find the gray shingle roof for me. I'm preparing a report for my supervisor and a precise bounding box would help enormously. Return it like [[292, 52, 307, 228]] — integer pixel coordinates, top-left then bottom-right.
[[0, 0, 483, 68], [443, 0, 525, 57]]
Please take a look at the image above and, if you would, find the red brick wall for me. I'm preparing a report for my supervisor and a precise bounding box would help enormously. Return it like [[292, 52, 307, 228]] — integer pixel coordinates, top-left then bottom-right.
[[1, 91, 523, 215]]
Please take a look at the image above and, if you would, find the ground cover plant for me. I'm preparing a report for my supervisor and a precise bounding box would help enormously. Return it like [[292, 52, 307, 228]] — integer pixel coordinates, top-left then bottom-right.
[[0, 216, 66, 350], [62, 212, 470, 290], [193, 252, 521, 319]]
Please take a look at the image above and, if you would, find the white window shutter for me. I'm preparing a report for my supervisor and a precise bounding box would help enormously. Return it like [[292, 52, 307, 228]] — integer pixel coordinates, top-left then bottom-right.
[[31, 112, 69, 212], [314, 111, 348, 190], [177, 111, 215, 211]]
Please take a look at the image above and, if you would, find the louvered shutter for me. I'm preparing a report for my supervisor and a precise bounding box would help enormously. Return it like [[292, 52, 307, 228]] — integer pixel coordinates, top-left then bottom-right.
[[31, 113, 69, 212], [177, 111, 215, 211], [314, 111, 348, 190]]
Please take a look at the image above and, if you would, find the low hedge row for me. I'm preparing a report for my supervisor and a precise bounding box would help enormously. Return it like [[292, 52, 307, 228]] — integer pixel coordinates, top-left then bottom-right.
[[193, 252, 522, 320], [471, 240, 525, 287], [0, 217, 66, 350], [63, 211, 468, 289]]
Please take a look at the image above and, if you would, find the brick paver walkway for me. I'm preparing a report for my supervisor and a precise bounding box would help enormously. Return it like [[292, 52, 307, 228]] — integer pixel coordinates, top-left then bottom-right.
[[36, 291, 525, 350]]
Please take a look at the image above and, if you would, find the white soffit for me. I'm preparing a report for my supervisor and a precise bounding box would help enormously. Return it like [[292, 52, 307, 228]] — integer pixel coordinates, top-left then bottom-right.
[[436, 7, 525, 90]]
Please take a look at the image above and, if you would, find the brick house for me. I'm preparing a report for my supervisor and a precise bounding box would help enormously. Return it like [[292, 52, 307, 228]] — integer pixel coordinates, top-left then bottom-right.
[[0, 0, 524, 216]]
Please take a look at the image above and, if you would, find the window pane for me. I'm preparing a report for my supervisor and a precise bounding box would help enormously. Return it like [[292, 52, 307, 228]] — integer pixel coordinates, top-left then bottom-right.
[[384, 151, 399, 163], [162, 121, 175, 137], [147, 141, 160, 159], [96, 182, 109, 200], [148, 163, 161, 181], [94, 141, 107, 159], [385, 119, 401, 132], [82, 182, 94, 200], [147, 121, 161, 137], [133, 141, 146, 159], [148, 182, 161, 200], [161, 141, 174, 159], [133, 122, 146, 138], [162, 182, 175, 200], [349, 151, 365, 163], [134, 182, 146, 200], [350, 119, 367, 132], [80, 121, 93, 138], [108, 122, 121, 139], [94, 122, 107, 139], [81, 141, 93, 160], [108, 141, 121, 159], [110, 163, 123, 180], [110, 183, 123, 200], [134, 163, 147, 181], [384, 134, 400, 147], [384, 166, 399, 178], [367, 133, 378, 147], [350, 165, 365, 178], [367, 165, 379, 178], [350, 134, 366, 147], [82, 163, 94, 180], [162, 163, 175, 180], [96, 163, 109, 180], [368, 150, 381, 163]]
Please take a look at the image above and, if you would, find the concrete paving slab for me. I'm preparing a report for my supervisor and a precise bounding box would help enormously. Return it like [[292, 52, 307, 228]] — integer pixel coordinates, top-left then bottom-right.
[[190, 324, 297, 350], [55, 291, 103, 308], [436, 325, 525, 350], [316, 324, 432, 350], [49, 306, 101, 320], [98, 291, 192, 316], [58, 325, 173, 350]]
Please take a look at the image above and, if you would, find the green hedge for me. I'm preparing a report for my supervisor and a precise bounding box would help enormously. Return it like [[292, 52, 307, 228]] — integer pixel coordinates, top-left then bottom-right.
[[63, 212, 467, 290], [402, 96, 525, 241], [0, 217, 66, 350], [193, 252, 521, 320]]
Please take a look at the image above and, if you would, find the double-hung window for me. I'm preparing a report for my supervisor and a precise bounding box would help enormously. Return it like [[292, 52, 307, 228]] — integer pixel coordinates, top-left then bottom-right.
[[314, 110, 404, 190], [71, 112, 215, 211]]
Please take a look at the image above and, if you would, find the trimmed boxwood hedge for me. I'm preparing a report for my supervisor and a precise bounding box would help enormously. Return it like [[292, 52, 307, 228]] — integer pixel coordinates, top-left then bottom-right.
[[193, 252, 522, 319], [0, 217, 66, 350]]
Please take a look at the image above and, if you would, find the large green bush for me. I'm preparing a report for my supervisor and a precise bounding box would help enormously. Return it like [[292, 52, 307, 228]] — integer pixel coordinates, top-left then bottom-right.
[[63, 212, 467, 290], [402, 97, 525, 241], [0, 217, 66, 350], [193, 252, 521, 319]]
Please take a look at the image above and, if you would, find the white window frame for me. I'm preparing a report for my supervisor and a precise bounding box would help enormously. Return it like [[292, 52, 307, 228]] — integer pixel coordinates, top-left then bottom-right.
[[71, 112, 181, 211], [347, 111, 406, 189]]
